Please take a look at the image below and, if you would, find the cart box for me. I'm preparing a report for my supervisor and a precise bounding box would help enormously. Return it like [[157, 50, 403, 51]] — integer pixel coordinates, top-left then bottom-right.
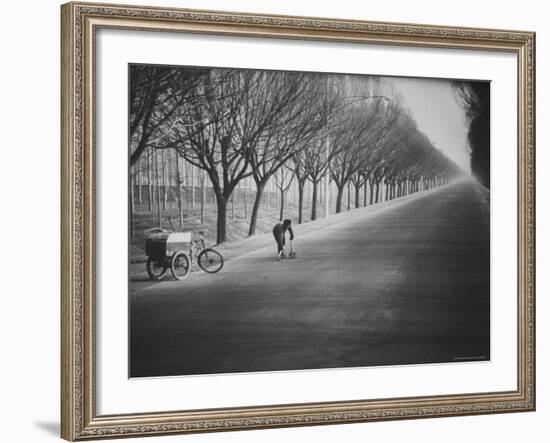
[[145, 232, 192, 259]]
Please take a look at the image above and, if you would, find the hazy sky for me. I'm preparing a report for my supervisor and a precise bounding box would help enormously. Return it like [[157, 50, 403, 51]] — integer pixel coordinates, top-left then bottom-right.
[[385, 77, 471, 173]]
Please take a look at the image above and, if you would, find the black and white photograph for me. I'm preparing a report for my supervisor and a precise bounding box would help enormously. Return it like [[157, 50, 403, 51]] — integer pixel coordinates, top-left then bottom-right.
[[128, 64, 490, 378], [1, 0, 544, 440]]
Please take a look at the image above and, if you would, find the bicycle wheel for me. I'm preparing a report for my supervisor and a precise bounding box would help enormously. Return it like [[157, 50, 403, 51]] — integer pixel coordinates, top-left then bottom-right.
[[146, 257, 167, 280], [170, 251, 191, 280], [198, 248, 224, 273]]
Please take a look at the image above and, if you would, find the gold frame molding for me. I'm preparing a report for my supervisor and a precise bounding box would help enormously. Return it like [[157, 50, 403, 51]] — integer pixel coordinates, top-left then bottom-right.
[[61, 1, 536, 440]]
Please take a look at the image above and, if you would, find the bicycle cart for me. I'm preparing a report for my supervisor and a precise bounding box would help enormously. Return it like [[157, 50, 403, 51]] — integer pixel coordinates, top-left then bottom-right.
[[145, 230, 192, 281], [145, 229, 224, 281]]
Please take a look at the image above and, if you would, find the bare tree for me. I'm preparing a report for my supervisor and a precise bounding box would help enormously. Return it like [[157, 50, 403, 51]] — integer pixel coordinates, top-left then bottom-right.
[[292, 151, 309, 224], [132, 65, 463, 245], [129, 66, 208, 166], [329, 96, 397, 213], [167, 69, 325, 243], [245, 72, 331, 236], [274, 166, 295, 221]]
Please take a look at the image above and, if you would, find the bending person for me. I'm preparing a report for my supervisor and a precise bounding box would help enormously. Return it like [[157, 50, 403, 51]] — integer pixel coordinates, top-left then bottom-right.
[[272, 219, 294, 259]]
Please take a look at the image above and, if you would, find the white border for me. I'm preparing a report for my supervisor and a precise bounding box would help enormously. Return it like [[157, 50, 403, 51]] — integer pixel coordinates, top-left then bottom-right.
[[96, 29, 517, 415]]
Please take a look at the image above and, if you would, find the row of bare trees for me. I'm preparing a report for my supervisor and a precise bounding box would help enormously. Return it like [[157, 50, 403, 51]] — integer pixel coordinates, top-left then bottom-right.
[[130, 65, 462, 244]]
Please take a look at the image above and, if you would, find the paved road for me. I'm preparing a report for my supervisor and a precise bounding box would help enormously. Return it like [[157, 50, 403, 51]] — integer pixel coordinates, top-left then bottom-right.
[[130, 179, 490, 377]]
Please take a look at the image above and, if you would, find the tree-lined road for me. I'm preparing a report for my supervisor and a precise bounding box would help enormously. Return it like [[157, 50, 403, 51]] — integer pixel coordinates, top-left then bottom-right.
[[130, 179, 490, 377], [130, 67, 461, 244]]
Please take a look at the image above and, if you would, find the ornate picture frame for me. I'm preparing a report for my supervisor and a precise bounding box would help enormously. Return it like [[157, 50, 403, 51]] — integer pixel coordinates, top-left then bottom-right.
[[61, 1, 535, 440]]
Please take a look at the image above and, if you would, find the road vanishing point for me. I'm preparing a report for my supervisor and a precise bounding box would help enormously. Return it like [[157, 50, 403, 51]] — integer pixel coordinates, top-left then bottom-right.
[[130, 179, 490, 377]]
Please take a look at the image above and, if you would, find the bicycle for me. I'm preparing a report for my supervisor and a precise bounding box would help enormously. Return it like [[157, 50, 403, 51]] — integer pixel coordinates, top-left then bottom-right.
[[170, 231, 224, 281]]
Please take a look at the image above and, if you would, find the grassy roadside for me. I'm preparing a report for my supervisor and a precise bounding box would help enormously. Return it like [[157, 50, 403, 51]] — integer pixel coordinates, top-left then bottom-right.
[[130, 188, 319, 264]]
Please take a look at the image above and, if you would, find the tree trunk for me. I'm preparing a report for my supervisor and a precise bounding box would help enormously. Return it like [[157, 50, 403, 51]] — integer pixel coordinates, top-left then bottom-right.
[[297, 180, 305, 224], [248, 181, 266, 236], [200, 171, 206, 225], [147, 148, 153, 212], [185, 161, 189, 214], [279, 190, 285, 221], [243, 179, 248, 219], [369, 180, 375, 205], [335, 184, 345, 214], [137, 159, 142, 205], [191, 165, 195, 209], [168, 165, 173, 218], [347, 182, 351, 211], [215, 193, 228, 244], [266, 179, 271, 213], [175, 155, 183, 228], [375, 181, 380, 204], [155, 151, 161, 227], [130, 170, 135, 238], [355, 182, 361, 208], [363, 181, 368, 207], [311, 180, 318, 221], [161, 150, 167, 211]]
